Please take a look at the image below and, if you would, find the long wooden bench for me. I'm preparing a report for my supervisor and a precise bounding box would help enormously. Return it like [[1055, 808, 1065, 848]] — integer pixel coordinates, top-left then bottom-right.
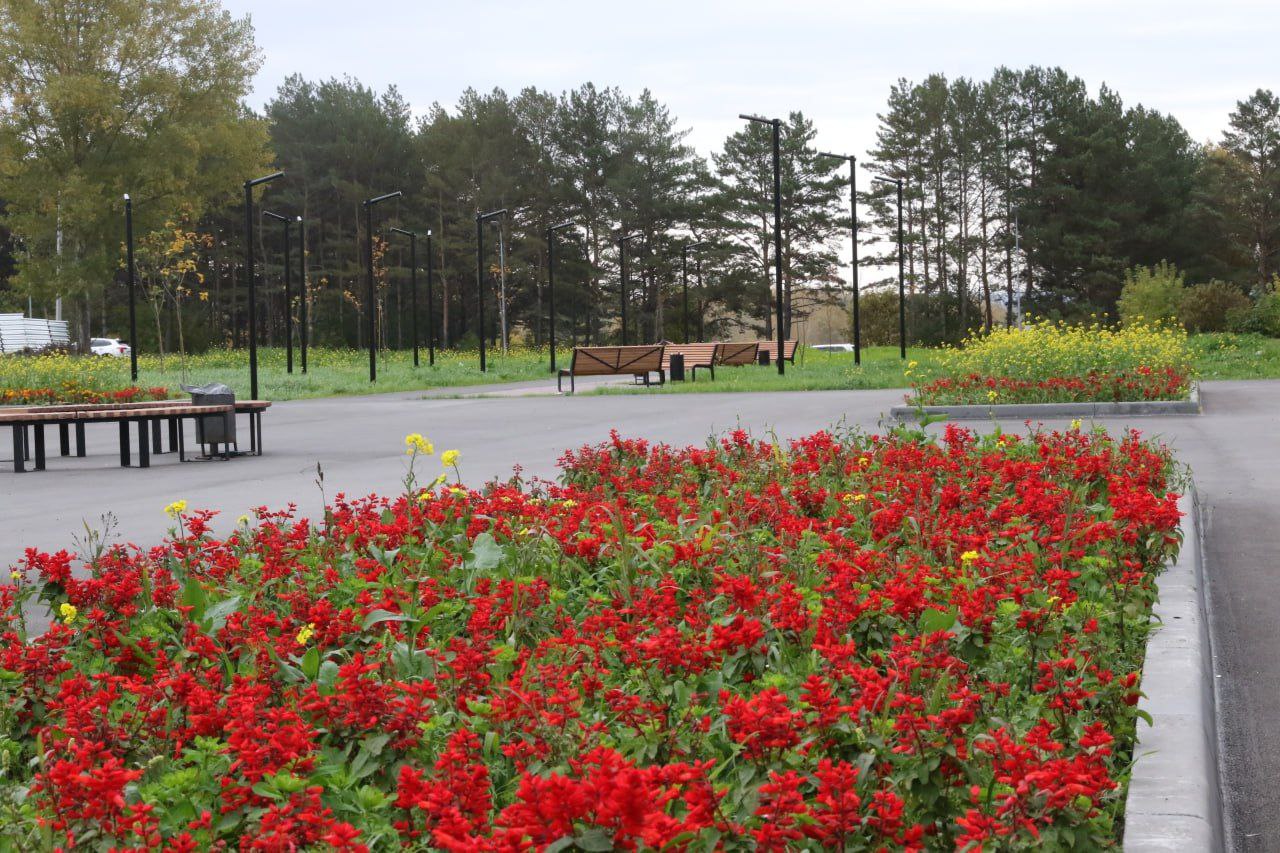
[[558, 345, 665, 394], [1, 399, 272, 473], [757, 339, 798, 365], [661, 343, 718, 381], [716, 341, 760, 367]]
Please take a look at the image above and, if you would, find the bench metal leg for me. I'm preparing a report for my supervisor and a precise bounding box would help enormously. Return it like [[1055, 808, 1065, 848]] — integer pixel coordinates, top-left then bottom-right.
[[177, 418, 186, 462], [22, 425, 30, 461], [75, 423, 86, 457], [255, 412, 263, 456], [11, 425, 24, 473], [59, 423, 70, 456], [137, 420, 150, 468], [151, 419, 163, 454], [119, 421, 131, 467], [168, 417, 179, 452], [247, 412, 256, 455], [33, 424, 46, 471]]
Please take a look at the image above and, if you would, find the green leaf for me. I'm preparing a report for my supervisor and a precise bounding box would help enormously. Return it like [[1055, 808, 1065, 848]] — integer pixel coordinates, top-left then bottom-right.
[[180, 578, 207, 622], [203, 596, 241, 634], [468, 532, 506, 572], [300, 646, 320, 681], [918, 608, 957, 634], [362, 609, 413, 630], [572, 829, 615, 851]]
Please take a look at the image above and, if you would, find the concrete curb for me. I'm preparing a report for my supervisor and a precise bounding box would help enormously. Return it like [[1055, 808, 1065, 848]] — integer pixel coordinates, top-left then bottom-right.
[[888, 384, 1200, 421], [1123, 488, 1225, 852]]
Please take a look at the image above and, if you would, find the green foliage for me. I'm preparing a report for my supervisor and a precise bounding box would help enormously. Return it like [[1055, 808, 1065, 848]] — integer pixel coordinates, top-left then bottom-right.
[[1180, 281, 1252, 333], [1117, 262, 1185, 327], [1231, 279, 1280, 336], [0, 0, 270, 321]]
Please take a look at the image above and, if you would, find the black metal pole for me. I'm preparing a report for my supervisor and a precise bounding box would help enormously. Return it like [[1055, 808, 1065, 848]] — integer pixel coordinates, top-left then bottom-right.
[[681, 249, 689, 343], [283, 219, 293, 374], [124, 195, 137, 382], [897, 179, 905, 360], [548, 229, 557, 372], [696, 256, 704, 341], [410, 233, 419, 367], [476, 214, 486, 372], [245, 183, 256, 399], [244, 172, 284, 400], [426, 231, 435, 366], [851, 160, 861, 365], [771, 119, 785, 376], [365, 201, 375, 382], [299, 216, 307, 374], [620, 237, 628, 345]]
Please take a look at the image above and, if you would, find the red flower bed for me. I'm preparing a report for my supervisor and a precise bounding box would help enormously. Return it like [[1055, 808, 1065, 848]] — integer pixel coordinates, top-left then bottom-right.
[[0, 425, 1181, 850], [909, 367, 1190, 406], [0, 384, 171, 406]]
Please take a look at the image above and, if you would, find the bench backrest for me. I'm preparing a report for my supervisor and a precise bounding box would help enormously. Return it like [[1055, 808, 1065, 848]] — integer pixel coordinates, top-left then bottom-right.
[[757, 339, 798, 361], [569, 345, 665, 376], [716, 342, 760, 366], [662, 343, 718, 368]]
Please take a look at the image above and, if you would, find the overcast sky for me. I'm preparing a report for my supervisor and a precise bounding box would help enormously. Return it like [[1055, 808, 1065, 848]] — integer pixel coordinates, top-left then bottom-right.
[[222, 0, 1275, 162]]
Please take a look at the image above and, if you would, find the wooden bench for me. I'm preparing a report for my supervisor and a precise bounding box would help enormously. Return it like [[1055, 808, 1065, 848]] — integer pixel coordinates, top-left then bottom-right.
[[2, 399, 272, 472], [716, 341, 760, 367], [757, 339, 798, 365], [558, 345, 666, 394], [661, 343, 718, 381]]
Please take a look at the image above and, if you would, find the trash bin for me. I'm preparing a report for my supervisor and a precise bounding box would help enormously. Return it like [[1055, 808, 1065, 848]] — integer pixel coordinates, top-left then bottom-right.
[[669, 353, 685, 382], [758, 350, 770, 366], [181, 383, 236, 450]]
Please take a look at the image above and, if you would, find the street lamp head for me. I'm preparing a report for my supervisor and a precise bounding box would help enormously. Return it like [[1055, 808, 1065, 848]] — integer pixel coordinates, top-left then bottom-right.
[[739, 113, 779, 126], [365, 190, 403, 207], [872, 175, 902, 188], [618, 231, 642, 244], [550, 221, 575, 232], [123, 193, 130, 202], [818, 151, 855, 163], [247, 171, 285, 188], [263, 210, 288, 223], [478, 208, 507, 222], [390, 226, 415, 238]]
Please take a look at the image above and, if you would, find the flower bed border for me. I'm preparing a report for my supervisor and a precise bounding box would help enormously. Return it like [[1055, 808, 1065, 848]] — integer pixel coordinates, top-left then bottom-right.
[[1123, 488, 1225, 851], [890, 384, 1200, 420]]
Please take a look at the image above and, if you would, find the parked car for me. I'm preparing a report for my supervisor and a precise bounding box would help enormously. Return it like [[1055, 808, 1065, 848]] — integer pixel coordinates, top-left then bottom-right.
[[810, 343, 855, 353], [90, 337, 131, 357]]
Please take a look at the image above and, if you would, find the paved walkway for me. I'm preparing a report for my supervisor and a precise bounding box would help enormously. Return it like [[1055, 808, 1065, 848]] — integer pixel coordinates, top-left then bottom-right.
[[1, 379, 1275, 850]]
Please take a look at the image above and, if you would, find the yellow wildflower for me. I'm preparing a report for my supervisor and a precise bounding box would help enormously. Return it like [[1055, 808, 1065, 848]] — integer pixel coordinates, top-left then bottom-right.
[[986, 390, 998, 402], [404, 433, 434, 456], [59, 602, 78, 625], [1070, 419, 1082, 431], [10, 570, 21, 581], [844, 493, 867, 503], [908, 360, 919, 369], [237, 514, 250, 526], [164, 500, 188, 518], [858, 457, 871, 467], [440, 449, 460, 467], [295, 623, 316, 645], [960, 550, 980, 563], [561, 499, 578, 508]]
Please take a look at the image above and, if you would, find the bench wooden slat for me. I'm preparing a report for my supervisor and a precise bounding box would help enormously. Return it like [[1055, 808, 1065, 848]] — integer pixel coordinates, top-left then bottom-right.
[[558, 345, 666, 392]]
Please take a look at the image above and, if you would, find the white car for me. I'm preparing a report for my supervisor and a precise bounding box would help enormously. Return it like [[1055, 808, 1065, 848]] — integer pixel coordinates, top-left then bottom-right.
[[90, 337, 131, 357], [810, 343, 855, 353]]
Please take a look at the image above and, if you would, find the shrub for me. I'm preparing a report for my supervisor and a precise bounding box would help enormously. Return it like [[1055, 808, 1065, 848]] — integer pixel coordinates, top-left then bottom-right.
[[858, 289, 982, 347], [1117, 261, 1184, 327], [1180, 280, 1251, 333], [1229, 278, 1280, 337]]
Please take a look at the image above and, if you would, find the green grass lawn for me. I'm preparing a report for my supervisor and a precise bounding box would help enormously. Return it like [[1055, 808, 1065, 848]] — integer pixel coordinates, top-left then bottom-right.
[[6, 334, 1280, 404], [586, 346, 937, 396], [1187, 333, 1280, 380]]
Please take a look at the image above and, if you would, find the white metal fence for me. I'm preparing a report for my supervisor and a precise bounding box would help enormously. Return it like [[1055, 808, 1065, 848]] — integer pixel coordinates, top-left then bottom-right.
[[0, 313, 71, 354]]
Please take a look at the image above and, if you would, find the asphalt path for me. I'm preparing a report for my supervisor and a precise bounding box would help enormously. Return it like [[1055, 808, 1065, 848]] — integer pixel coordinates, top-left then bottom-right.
[[1, 378, 1275, 850]]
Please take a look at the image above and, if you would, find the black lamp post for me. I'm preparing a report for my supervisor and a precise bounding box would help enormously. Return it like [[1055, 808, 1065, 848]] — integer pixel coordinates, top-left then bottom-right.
[[363, 190, 402, 383], [123, 194, 138, 382], [547, 221, 575, 372], [696, 255, 706, 341], [475, 208, 507, 372], [263, 211, 294, 374], [244, 171, 285, 400], [740, 114, 786, 375], [818, 151, 861, 365], [390, 227, 421, 367], [425, 230, 434, 366], [617, 231, 641, 345], [681, 241, 709, 343], [873, 175, 906, 359], [298, 216, 307, 374]]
